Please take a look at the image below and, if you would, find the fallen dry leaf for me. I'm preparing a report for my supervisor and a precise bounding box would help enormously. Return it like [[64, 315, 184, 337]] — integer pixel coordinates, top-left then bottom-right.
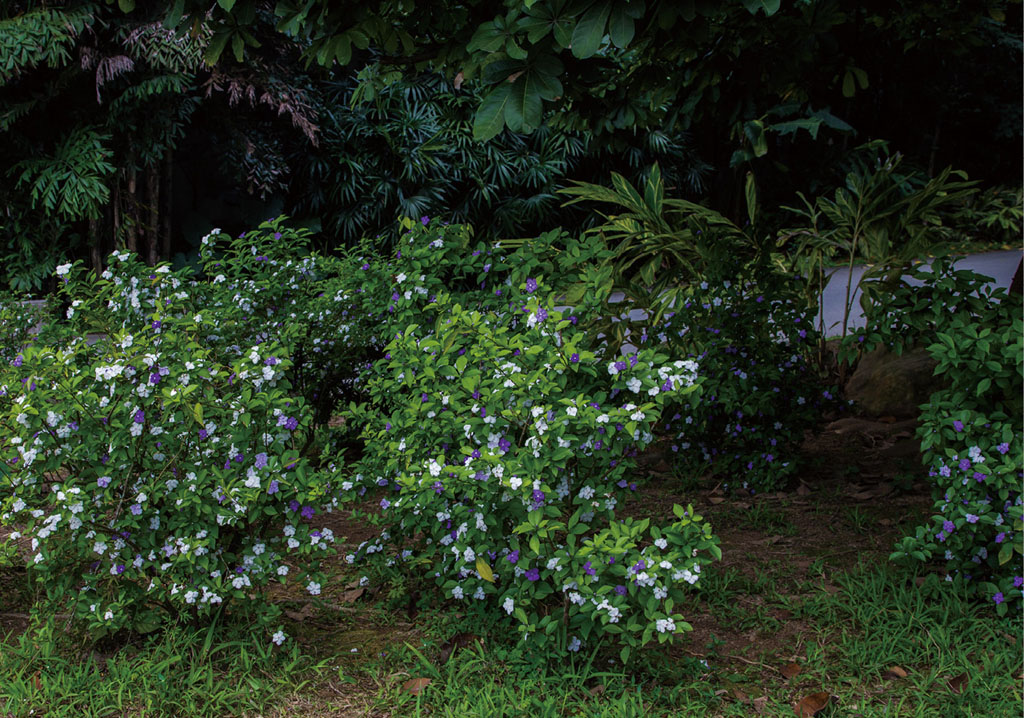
[[878, 518, 893, 527], [709, 497, 726, 505], [438, 632, 479, 663], [589, 683, 606, 696], [796, 483, 811, 496], [402, 677, 432, 695], [781, 662, 802, 679], [338, 587, 365, 604], [882, 666, 908, 680], [851, 491, 876, 501], [284, 603, 315, 622], [752, 696, 768, 714], [947, 672, 968, 694], [730, 687, 749, 703], [795, 691, 831, 717]]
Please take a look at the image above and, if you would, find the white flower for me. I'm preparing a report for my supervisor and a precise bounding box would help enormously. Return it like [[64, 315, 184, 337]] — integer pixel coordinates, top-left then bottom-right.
[[655, 618, 676, 633], [55, 262, 72, 276], [307, 581, 321, 596], [654, 538, 668, 550], [271, 630, 287, 646], [452, 585, 464, 599]]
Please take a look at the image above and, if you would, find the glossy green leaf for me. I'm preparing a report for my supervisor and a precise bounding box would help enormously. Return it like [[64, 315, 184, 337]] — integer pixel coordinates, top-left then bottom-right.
[[571, 1, 612, 58], [473, 83, 512, 141]]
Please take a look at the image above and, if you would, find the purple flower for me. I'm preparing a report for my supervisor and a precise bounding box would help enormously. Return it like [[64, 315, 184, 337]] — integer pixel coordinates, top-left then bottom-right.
[[614, 361, 627, 372], [97, 476, 111, 488], [380, 498, 390, 510], [959, 459, 971, 472], [524, 568, 540, 582], [198, 429, 209, 440], [300, 505, 315, 519], [965, 513, 979, 524], [130, 504, 142, 515], [267, 480, 279, 495], [254, 452, 268, 468], [953, 420, 964, 432], [993, 592, 1004, 604], [421, 216, 430, 226], [973, 472, 987, 482], [570, 353, 580, 363], [535, 308, 548, 322], [133, 410, 145, 424], [525, 278, 537, 293], [432, 481, 444, 494], [115, 564, 125, 575], [507, 550, 519, 564], [583, 561, 595, 576], [995, 532, 1006, 543], [285, 417, 299, 431], [12, 354, 23, 367], [614, 585, 627, 596], [997, 442, 1010, 455], [943, 520, 955, 533], [288, 500, 300, 512], [1014, 576, 1023, 588]]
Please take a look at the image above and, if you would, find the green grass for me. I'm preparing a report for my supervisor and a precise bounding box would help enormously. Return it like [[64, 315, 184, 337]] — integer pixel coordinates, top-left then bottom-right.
[[0, 619, 326, 717], [2, 529, 1020, 717]]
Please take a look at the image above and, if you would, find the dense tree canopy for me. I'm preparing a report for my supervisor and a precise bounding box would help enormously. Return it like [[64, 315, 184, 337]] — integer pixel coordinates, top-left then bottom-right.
[[0, 0, 1019, 288]]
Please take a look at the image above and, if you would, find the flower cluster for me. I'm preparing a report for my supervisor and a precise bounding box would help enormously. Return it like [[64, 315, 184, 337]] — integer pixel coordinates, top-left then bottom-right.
[[855, 259, 1022, 616], [334, 228, 719, 659], [0, 256, 333, 636], [628, 271, 838, 491]]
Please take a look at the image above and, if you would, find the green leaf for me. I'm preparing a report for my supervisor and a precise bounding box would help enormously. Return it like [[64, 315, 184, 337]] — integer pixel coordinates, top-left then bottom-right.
[[608, 5, 635, 48], [745, 171, 757, 226], [506, 73, 544, 132], [204, 31, 231, 65], [842, 69, 856, 98], [998, 542, 1013, 565], [217, 0, 237, 10], [164, 0, 186, 28], [118, 0, 136, 12], [473, 84, 512, 141], [741, 0, 781, 15], [571, 1, 612, 58], [744, 120, 767, 157]]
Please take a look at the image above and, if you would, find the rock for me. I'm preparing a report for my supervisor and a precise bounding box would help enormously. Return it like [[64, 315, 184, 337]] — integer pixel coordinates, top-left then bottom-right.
[[845, 346, 940, 417]]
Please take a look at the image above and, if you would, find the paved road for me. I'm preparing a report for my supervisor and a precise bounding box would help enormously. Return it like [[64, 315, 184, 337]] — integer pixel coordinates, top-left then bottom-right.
[[817, 249, 1022, 337]]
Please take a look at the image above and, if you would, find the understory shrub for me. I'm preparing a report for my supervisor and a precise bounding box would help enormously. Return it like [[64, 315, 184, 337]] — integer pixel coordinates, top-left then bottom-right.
[[337, 224, 720, 660], [0, 253, 332, 636], [844, 259, 1022, 615], [627, 268, 837, 491]]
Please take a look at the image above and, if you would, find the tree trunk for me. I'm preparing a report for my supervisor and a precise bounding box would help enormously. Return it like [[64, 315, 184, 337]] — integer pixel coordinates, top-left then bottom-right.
[[146, 163, 160, 265], [89, 218, 101, 275], [160, 149, 173, 261], [125, 168, 138, 254], [112, 178, 122, 250]]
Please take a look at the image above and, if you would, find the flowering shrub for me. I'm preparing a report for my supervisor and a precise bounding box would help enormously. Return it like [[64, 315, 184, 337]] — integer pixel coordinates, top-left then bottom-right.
[[846, 259, 1022, 615], [0, 255, 333, 636], [630, 269, 836, 491], [336, 225, 719, 660], [0, 291, 43, 364]]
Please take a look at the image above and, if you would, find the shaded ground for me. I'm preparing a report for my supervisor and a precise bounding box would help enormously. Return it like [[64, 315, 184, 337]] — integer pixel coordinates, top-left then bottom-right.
[[2, 414, 1019, 717]]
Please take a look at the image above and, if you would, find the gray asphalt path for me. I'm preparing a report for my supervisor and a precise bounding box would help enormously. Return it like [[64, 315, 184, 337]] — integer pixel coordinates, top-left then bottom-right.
[[818, 249, 1022, 337]]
